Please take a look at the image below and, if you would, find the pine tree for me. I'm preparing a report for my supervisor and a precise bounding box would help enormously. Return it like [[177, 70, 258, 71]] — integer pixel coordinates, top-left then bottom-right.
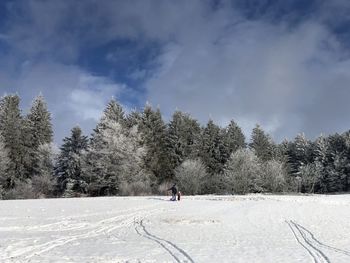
[[342, 131, 350, 191], [323, 134, 347, 192], [31, 143, 55, 198], [287, 132, 314, 185], [0, 135, 10, 196], [84, 100, 150, 196], [139, 104, 170, 183], [125, 110, 142, 129], [0, 95, 26, 186], [274, 139, 290, 164], [55, 126, 88, 196], [88, 121, 149, 195], [312, 135, 329, 192], [198, 119, 227, 175], [199, 120, 222, 175], [83, 99, 126, 195], [166, 111, 201, 171], [24, 95, 53, 178], [294, 133, 312, 167], [95, 99, 125, 131], [84, 100, 126, 196], [26, 95, 53, 147], [224, 120, 246, 155], [249, 124, 274, 161]]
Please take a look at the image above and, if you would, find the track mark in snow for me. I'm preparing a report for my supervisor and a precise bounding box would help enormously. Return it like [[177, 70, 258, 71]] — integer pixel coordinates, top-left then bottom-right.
[[3, 206, 163, 261], [286, 220, 333, 263], [134, 219, 194, 263], [286, 220, 323, 263], [292, 222, 350, 257]]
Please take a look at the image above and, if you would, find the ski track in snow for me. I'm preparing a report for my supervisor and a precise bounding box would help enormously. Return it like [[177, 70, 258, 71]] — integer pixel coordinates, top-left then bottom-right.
[[286, 220, 350, 263], [2, 203, 166, 261], [2, 195, 350, 262], [134, 219, 194, 263], [292, 222, 350, 257]]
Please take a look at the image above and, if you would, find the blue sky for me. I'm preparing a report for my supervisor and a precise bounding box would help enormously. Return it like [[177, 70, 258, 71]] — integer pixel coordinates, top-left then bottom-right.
[[1, 0, 350, 143]]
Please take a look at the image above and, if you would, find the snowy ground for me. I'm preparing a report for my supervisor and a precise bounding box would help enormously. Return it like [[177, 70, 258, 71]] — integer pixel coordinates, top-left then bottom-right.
[[1, 195, 350, 263]]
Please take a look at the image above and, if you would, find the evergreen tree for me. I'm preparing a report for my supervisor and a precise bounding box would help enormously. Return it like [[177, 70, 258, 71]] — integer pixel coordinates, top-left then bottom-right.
[[125, 109, 142, 129], [312, 135, 329, 192], [224, 120, 246, 155], [84, 99, 150, 195], [294, 133, 313, 167], [285, 133, 314, 189], [323, 134, 348, 192], [198, 119, 227, 176], [31, 143, 55, 198], [95, 99, 126, 132], [196, 120, 230, 193], [139, 104, 170, 183], [274, 139, 290, 164], [342, 131, 350, 191], [84, 100, 125, 196], [24, 95, 53, 177], [55, 126, 88, 196], [26, 95, 53, 147], [249, 124, 274, 161], [84, 101, 150, 196], [0, 135, 10, 196], [87, 121, 149, 196], [0, 95, 26, 186], [166, 111, 201, 171]]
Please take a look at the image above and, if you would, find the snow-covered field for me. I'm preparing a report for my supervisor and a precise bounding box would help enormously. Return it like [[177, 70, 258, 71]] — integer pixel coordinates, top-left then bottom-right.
[[1, 195, 350, 263]]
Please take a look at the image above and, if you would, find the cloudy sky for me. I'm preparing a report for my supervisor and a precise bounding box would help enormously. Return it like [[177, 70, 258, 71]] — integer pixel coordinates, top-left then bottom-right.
[[1, 0, 350, 143]]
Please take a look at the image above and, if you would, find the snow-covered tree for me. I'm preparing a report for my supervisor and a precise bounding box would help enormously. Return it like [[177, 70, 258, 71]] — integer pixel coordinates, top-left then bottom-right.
[[298, 162, 323, 193], [310, 135, 329, 192], [166, 111, 201, 171], [322, 134, 348, 192], [274, 139, 290, 164], [342, 131, 350, 191], [224, 120, 246, 155], [125, 109, 142, 129], [198, 119, 227, 175], [294, 133, 313, 167], [55, 126, 88, 196], [31, 143, 55, 198], [0, 95, 26, 186], [26, 95, 53, 147], [96, 99, 125, 130], [175, 159, 207, 195], [85, 119, 150, 196], [314, 135, 328, 164], [224, 149, 260, 194], [84, 100, 150, 196], [0, 135, 10, 197], [24, 95, 53, 178], [258, 160, 287, 193], [139, 104, 170, 183], [249, 124, 274, 161]]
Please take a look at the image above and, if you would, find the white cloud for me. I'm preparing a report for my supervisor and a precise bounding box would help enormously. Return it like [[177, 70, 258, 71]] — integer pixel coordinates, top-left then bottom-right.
[[144, 15, 350, 141], [0, 62, 125, 143], [2, 0, 350, 142], [69, 74, 125, 121]]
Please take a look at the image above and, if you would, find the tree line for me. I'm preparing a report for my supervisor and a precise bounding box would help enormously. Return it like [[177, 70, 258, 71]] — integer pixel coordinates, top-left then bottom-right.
[[0, 94, 349, 199]]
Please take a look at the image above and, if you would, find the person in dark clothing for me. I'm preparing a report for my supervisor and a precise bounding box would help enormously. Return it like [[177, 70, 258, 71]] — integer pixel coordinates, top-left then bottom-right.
[[167, 184, 178, 201]]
